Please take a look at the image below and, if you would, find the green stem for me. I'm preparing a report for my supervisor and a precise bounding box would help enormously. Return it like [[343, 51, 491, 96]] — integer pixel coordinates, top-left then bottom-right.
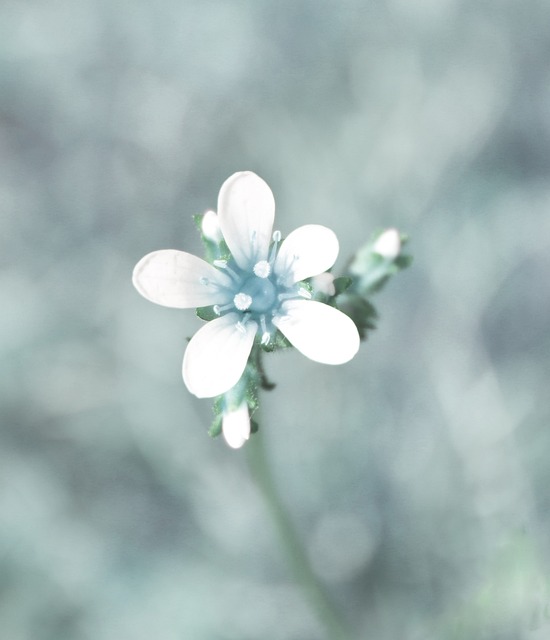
[[251, 345, 276, 390], [246, 430, 354, 640]]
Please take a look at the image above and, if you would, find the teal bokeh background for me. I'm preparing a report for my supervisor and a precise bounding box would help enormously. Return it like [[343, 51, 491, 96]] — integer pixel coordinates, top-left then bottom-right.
[[2, 1, 550, 638]]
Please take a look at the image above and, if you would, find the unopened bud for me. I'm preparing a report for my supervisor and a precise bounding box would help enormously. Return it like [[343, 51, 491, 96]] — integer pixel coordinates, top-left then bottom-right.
[[373, 228, 401, 259], [311, 272, 336, 297], [222, 402, 250, 449], [201, 210, 223, 243]]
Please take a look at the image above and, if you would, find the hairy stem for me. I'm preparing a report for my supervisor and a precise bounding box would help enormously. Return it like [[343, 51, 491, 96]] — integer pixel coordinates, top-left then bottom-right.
[[246, 430, 353, 640]]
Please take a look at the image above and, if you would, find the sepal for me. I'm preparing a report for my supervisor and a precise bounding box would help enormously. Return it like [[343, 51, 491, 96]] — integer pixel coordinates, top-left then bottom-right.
[[208, 413, 223, 438], [208, 358, 264, 447], [195, 305, 219, 322], [260, 330, 292, 353], [336, 293, 378, 340], [333, 276, 353, 295]]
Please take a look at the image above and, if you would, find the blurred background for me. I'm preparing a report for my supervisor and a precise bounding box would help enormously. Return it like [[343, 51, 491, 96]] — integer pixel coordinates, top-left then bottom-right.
[[2, 0, 550, 638]]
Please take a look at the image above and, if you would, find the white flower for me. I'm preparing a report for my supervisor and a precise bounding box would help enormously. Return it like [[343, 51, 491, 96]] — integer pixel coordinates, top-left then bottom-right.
[[373, 228, 401, 259], [222, 402, 250, 449], [133, 171, 360, 398]]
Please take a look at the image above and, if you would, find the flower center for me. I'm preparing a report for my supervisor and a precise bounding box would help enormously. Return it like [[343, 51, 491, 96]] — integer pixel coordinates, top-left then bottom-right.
[[236, 275, 277, 313]]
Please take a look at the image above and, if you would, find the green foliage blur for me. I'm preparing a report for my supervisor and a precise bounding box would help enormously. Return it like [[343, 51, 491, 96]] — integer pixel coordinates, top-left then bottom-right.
[[2, 1, 549, 638]]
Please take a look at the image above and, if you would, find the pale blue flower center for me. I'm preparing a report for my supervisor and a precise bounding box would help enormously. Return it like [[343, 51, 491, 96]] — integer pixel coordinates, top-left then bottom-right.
[[208, 234, 310, 345], [237, 275, 277, 313]]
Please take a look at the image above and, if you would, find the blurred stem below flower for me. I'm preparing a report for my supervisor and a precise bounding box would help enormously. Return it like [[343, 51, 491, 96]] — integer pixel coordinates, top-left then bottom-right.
[[246, 429, 354, 640]]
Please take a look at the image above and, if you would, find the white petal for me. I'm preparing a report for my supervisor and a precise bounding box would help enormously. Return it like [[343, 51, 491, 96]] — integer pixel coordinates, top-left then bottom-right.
[[182, 313, 257, 398], [222, 403, 250, 449], [273, 300, 360, 365], [275, 225, 339, 284], [217, 172, 275, 270], [132, 250, 233, 308]]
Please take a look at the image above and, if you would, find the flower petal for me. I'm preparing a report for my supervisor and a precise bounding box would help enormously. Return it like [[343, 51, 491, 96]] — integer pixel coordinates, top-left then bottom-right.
[[222, 403, 251, 449], [217, 171, 275, 270], [275, 225, 339, 284], [182, 313, 257, 398], [132, 250, 233, 308], [273, 300, 360, 365]]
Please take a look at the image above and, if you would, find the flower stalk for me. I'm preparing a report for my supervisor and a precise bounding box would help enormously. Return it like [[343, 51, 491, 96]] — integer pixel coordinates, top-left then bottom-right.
[[246, 429, 354, 640]]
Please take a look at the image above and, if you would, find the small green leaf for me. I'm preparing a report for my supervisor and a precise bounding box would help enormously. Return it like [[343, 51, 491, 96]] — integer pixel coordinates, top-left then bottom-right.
[[337, 293, 378, 339], [213, 395, 225, 417], [196, 306, 218, 321], [333, 276, 353, 295], [192, 213, 204, 231], [395, 254, 413, 270], [208, 414, 222, 438]]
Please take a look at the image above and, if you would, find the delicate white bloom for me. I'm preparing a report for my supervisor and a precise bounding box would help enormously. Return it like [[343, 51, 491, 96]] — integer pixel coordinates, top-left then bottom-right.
[[373, 228, 401, 259], [222, 402, 251, 449], [201, 210, 223, 243], [133, 171, 360, 398], [311, 272, 336, 297]]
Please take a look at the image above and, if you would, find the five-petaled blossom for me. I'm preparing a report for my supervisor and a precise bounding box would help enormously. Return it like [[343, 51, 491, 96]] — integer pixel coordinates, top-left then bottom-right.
[[132, 171, 360, 398]]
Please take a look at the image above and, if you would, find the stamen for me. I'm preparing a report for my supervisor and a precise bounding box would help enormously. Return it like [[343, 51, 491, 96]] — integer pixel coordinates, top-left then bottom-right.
[[269, 230, 282, 265], [277, 291, 298, 302], [236, 316, 250, 334], [199, 275, 227, 291], [253, 260, 271, 278], [233, 292, 253, 311], [213, 259, 239, 281], [276, 254, 300, 287], [277, 286, 311, 302], [213, 302, 234, 315], [260, 315, 270, 345]]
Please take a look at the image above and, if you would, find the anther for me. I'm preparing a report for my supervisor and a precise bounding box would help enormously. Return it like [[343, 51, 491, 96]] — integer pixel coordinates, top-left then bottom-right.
[[253, 260, 271, 278], [233, 292, 253, 311]]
